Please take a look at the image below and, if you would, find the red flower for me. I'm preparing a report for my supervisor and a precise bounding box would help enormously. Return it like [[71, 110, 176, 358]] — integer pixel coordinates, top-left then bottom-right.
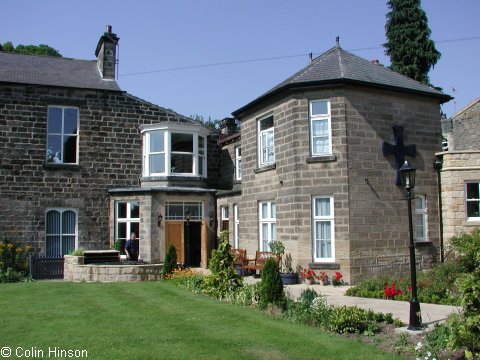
[[383, 283, 403, 300], [301, 267, 315, 279]]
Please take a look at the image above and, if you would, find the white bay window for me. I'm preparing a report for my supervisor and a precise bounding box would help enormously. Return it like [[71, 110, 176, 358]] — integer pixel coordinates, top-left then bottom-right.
[[142, 124, 209, 177]]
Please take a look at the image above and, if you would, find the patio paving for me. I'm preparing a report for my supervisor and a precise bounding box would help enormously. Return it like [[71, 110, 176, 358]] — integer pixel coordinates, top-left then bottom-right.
[[244, 277, 461, 326]]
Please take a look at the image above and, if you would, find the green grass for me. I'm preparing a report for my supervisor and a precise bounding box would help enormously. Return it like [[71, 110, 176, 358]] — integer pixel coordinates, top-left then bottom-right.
[[0, 282, 403, 360]]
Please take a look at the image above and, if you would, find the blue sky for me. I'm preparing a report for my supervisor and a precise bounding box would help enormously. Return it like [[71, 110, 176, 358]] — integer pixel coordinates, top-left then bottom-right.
[[2, 0, 479, 120]]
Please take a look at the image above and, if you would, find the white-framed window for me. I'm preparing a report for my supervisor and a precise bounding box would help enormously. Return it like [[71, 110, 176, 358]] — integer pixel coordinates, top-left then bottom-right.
[[309, 100, 331, 156], [116, 201, 140, 246], [142, 124, 209, 178], [259, 201, 276, 251], [258, 115, 274, 166], [235, 147, 242, 181], [221, 205, 229, 231], [46, 106, 79, 164], [165, 202, 203, 221], [414, 195, 427, 241], [466, 182, 480, 221], [312, 197, 335, 262], [45, 208, 77, 257], [234, 204, 239, 248]]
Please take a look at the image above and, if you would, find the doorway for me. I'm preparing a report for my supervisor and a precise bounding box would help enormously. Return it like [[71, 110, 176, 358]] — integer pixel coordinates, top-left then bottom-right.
[[165, 221, 203, 267], [185, 222, 201, 267]]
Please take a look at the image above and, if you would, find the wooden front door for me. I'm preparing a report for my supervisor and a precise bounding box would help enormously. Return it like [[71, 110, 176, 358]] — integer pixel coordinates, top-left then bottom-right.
[[165, 222, 184, 264]]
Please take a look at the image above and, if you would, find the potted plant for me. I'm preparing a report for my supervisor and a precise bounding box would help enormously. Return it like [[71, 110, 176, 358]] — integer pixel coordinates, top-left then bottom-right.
[[300, 267, 316, 285], [269, 241, 299, 285]]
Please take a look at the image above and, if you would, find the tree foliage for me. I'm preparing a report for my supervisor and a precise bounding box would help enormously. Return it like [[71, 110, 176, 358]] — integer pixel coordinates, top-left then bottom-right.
[[1, 42, 62, 57], [259, 257, 286, 309], [383, 0, 440, 85], [162, 245, 177, 279]]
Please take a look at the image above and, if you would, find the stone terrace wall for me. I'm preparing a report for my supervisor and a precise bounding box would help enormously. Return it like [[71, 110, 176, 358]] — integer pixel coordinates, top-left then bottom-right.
[[64, 255, 163, 282]]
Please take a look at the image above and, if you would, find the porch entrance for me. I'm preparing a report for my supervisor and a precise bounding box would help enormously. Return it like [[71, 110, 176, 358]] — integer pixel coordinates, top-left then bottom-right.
[[165, 221, 204, 267]]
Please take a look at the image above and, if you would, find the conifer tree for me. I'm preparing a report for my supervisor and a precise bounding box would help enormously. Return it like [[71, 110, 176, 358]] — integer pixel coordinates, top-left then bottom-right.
[[384, 0, 440, 85]]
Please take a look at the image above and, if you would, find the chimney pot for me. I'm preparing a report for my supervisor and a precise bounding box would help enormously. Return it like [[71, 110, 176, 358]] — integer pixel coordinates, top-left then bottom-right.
[[106, 25, 112, 33], [371, 59, 380, 65]]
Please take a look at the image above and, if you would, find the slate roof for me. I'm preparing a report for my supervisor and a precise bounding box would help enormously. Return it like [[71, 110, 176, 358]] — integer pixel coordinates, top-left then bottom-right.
[[0, 51, 121, 91], [233, 45, 451, 117]]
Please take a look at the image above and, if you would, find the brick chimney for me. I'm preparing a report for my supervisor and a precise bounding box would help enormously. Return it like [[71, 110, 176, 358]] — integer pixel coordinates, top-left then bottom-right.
[[220, 117, 237, 135], [95, 25, 119, 80]]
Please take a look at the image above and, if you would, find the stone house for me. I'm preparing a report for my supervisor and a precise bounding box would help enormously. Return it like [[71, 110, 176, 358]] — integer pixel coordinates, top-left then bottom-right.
[[0, 27, 219, 266], [218, 41, 451, 283], [438, 98, 480, 246]]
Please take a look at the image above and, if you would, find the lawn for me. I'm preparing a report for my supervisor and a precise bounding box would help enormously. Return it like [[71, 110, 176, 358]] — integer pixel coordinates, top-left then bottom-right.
[[0, 282, 404, 360]]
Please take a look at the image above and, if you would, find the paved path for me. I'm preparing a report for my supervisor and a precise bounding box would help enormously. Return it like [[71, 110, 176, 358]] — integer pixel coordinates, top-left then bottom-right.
[[284, 283, 461, 326], [243, 277, 460, 326]]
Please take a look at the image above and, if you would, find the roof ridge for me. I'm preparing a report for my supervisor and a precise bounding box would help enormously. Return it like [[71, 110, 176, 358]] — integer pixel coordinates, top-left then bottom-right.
[[452, 97, 480, 118]]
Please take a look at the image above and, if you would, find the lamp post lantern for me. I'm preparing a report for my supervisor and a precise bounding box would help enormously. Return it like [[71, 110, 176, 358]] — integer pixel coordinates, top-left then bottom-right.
[[399, 160, 422, 330]]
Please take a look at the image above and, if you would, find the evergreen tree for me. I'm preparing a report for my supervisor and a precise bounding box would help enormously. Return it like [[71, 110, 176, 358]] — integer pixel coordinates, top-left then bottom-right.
[[384, 0, 440, 85], [162, 245, 177, 279], [259, 257, 286, 310]]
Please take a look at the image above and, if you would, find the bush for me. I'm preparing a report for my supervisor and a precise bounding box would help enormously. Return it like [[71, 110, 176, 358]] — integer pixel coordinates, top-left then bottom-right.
[[226, 283, 261, 308], [328, 306, 369, 334], [258, 257, 285, 310], [447, 228, 480, 357], [162, 245, 177, 279], [69, 247, 84, 256], [202, 231, 242, 299], [0, 240, 31, 283], [165, 268, 203, 293]]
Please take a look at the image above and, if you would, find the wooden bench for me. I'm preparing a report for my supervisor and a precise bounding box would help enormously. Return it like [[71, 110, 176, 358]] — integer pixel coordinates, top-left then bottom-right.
[[242, 251, 280, 276], [230, 248, 247, 268]]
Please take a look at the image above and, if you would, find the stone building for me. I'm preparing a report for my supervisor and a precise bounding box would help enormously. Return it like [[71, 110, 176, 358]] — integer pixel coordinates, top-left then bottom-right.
[[438, 98, 480, 245], [0, 27, 219, 266], [219, 41, 451, 283]]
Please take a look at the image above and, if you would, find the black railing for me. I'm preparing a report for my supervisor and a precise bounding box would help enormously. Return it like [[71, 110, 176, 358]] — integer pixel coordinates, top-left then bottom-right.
[[29, 255, 64, 280]]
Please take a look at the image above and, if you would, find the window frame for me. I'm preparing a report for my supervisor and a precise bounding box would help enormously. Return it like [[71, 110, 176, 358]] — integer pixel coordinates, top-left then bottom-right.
[[312, 196, 335, 262], [257, 114, 275, 167], [46, 106, 79, 165], [141, 124, 209, 178], [235, 146, 242, 181], [233, 204, 239, 248], [165, 202, 203, 221], [414, 195, 427, 241], [465, 181, 480, 221], [309, 100, 332, 156], [45, 208, 78, 257], [220, 205, 229, 231], [115, 201, 140, 246], [259, 200, 276, 251]]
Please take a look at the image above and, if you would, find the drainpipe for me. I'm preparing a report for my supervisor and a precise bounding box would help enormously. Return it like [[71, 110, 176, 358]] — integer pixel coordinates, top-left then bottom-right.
[[433, 156, 444, 263]]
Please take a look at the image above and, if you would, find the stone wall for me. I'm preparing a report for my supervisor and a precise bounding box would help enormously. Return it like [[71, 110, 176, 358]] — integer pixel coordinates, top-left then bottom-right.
[[0, 84, 220, 254], [346, 87, 442, 282], [438, 151, 480, 243], [64, 255, 163, 282], [449, 100, 480, 150]]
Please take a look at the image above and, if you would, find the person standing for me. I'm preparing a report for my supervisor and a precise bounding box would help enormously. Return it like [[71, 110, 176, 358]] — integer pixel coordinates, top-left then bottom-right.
[[125, 232, 139, 261]]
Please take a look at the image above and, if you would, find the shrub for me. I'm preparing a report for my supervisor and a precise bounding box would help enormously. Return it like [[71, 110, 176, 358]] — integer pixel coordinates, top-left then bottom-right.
[[328, 306, 369, 334], [69, 247, 84, 256], [202, 231, 242, 299], [310, 295, 331, 328], [226, 283, 261, 308], [162, 245, 177, 279], [0, 240, 31, 283], [446, 228, 480, 357], [258, 257, 285, 310], [165, 268, 203, 293]]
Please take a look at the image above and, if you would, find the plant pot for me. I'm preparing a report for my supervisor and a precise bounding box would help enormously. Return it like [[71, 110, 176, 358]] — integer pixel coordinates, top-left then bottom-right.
[[280, 272, 299, 285]]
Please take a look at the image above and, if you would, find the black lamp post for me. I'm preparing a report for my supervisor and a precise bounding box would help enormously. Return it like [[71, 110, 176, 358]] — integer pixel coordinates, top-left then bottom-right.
[[399, 160, 422, 330], [184, 208, 191, 267]]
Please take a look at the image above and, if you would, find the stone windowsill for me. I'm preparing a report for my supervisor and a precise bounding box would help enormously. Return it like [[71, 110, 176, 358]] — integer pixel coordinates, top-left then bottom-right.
[[415, 240, 433, 247], [43, 163, 80, 171], [254, 163, 276, 174], [306, 154, 337, 163], [308, 262, 340, 270]]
